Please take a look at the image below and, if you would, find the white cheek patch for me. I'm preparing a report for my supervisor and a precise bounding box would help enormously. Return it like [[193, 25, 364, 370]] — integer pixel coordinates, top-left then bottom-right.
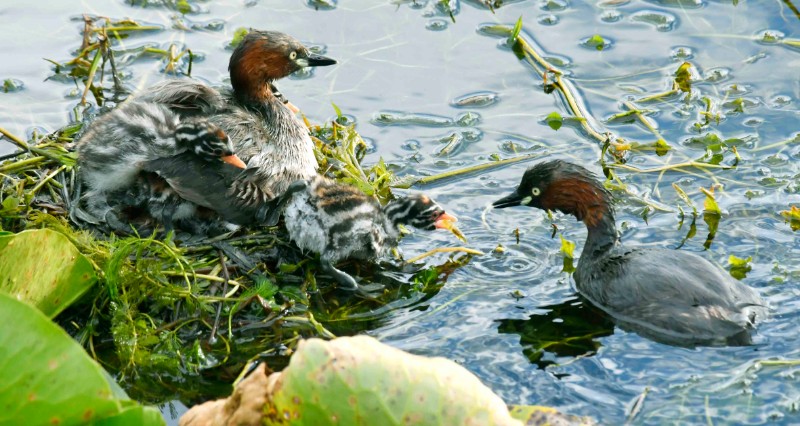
[[521, 196, 532, 205], [295, 58, 309, 68]]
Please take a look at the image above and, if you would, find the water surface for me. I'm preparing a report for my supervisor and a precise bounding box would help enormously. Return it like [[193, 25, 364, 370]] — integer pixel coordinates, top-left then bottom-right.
[[1, 0, 799, 424]]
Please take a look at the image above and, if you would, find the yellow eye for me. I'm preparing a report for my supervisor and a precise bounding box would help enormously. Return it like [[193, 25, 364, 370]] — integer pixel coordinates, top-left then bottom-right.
[[289, 51, 297, 60], [531, 187, 541, 196]]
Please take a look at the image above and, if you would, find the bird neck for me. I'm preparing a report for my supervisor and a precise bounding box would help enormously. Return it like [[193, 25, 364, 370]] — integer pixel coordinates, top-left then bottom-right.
[[581, 207, 619, 260], [382, 199, 412, 238], [543, 177, 619, 258], [232, 78, 278, 108]]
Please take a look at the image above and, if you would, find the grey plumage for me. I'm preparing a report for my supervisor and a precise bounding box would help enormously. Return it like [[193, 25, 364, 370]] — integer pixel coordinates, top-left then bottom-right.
[[134, 30, 336, 203], [75, 100, 240, 234], [273, 176, 452, 290], [493, 160, 767, 347]]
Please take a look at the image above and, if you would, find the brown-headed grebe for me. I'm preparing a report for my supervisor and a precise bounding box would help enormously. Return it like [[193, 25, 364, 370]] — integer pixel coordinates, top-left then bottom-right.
[[493, 160, 767, 347], [136, 30, 336, 204]]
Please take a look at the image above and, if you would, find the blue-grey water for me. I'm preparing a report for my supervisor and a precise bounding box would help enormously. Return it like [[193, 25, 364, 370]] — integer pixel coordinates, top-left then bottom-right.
[[1, 0, 799, 424]]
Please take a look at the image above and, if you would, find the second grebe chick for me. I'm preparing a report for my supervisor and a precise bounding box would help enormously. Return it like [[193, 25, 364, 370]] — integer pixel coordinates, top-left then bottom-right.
[[492, 160, 767, 347], [267, 176, 457, 291]]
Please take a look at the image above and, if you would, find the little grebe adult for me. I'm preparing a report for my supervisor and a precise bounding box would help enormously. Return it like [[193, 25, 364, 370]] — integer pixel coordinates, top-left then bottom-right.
[[76, 100, 246, 233], [263, 176, 457, 291], [136, 30, 336, 201], [492, 160, 767, 347]]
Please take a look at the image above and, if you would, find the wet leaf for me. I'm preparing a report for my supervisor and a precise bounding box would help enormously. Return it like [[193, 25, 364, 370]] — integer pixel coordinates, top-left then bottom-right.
[[655, 138, 671, 156], [672, 183, 697, 214], [701, 186, 721, 215], [508, 15, 523, 45], [264, 336, 524, 425], [779, 206, 800, 231], [0, 229, 97, 318], [176, 0, 191, 14], [728, 255, 752, 279], [509, 405, 596, 425], [587, 34, 607, 51], [730, 97, 746, 113], [0, 293, 164, 425], [545, 111, 563, 130], [560, 235, 576, 273], [229, 27, 249, 49], [674, 61, 693, 92]]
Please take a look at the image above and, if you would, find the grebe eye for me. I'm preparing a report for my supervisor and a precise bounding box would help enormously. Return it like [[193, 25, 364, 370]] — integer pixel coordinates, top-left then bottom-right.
[[531, 187, 541, 196], [289, 51, 297, 60]]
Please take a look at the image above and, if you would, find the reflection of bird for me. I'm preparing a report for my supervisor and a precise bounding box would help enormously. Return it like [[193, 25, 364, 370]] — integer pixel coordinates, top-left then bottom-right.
[[263, 176, 457, 290], [136, 29, 337, 203], [493, 160, 767, 346], [75, 100, 246, 233]]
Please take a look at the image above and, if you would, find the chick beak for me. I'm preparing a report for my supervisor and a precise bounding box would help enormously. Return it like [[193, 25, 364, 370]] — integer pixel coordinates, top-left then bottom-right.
[[306, 53, 337, 67], [222, 154, 247, 169], [492, 191, 523, 209], [434, 212, 458, 229]]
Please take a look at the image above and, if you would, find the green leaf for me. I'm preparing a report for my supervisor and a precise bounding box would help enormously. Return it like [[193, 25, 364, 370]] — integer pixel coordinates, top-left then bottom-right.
[[176, 0, 191, 14], [587, 34, 606, 51], [229, 27, 250, 49], [654, 138, 671, 156], [728, 255, 752, 280], [730, 97, 745, 113], [331, 101, 343, 120], [509, 405, 595, 425], [508, 16, 523, 45], [0, 294, 165, 426], [701, 186, 721, 215], [560, 235, 576, 273], [545, 111, 563, 131], [0, 229, 97, 318], [779, 206, 800, 231], [674, 62, 693, 92], [264, 336, 524, 425]]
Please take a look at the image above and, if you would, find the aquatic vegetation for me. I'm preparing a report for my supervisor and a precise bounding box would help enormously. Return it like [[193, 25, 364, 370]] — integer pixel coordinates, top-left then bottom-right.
[[0, 294, 164, 425]]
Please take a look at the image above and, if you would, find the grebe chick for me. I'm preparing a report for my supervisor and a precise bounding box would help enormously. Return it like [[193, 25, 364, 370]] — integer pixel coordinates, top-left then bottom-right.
[[267, 176, 457, 291], [76, 100, 245, 233], [492, 160, 767, 347]]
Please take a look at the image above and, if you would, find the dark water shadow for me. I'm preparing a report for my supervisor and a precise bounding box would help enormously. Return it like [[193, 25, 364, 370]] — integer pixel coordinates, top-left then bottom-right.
[[496, 295, 615, 370]]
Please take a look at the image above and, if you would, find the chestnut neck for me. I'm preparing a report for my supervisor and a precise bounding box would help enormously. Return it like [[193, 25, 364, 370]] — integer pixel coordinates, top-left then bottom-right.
[[229, 41, 288, 109], [230, 71, 279, 109], [543, 177, 619, 258]]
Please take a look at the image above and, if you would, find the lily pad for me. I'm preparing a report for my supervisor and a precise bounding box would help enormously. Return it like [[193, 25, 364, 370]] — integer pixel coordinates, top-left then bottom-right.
[[0, 293, 164, 425], [0, 229, 97, 318]]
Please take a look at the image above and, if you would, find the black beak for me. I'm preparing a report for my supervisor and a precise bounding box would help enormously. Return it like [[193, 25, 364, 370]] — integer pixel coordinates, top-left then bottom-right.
[[306, 53, 337, 67], [492, 191, 523, 209]]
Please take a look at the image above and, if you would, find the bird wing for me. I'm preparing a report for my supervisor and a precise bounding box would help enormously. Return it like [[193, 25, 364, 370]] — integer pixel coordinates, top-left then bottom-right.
[[133, 80, 227, 116], [140, 154, 261, 225], [576, 247, 766, 345]]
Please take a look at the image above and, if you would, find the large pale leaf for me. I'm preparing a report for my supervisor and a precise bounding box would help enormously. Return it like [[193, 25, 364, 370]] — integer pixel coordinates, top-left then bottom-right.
[[268, 336, 521, 425], [0, 293, 164, 426], [0, 228, 96, 317]]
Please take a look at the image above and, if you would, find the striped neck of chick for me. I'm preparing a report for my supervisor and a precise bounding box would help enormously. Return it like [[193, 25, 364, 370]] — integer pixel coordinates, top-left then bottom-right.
[[381, 194, 454, 239]]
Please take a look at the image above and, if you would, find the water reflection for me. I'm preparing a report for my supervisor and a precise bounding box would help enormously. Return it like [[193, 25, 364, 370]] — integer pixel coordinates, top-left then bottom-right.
[[497, 296, 615, 370]]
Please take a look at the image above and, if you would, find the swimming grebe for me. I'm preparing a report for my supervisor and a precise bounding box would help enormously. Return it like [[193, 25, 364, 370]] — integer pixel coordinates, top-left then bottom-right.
[[76, 100, 246, 233], [136, 30, 336, 201], [492, 160, 767, 346], [264, 176, 457, 290]]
